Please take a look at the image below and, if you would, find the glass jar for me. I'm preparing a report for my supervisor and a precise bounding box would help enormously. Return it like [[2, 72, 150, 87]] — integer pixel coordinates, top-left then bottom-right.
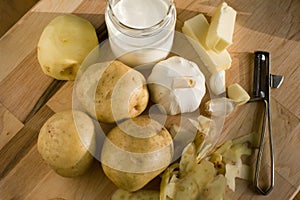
[[105, 0, 176, 66]]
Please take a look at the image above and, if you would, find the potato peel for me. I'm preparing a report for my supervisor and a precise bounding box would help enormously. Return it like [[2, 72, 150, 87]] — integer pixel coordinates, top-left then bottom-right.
[[174, 160, 215, 200], [189, 115, 218, 161], [198, 175, 226, 200], [160, 133, 254, 199], [160, 163, 179, 200], [179, 143, 197, 176]]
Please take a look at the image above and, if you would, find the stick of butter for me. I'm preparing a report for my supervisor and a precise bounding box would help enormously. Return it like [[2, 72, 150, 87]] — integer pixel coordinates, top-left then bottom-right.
[[206, 2, 237, 53], [182, 14, 232, 74]]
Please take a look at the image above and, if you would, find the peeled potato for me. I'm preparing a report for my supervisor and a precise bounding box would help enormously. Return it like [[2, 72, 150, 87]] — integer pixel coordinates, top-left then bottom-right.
[[101, 116, 174, 192], [37, 110, 95, 177], [76, 60, 149, 123], [37, 14, 98, 80]]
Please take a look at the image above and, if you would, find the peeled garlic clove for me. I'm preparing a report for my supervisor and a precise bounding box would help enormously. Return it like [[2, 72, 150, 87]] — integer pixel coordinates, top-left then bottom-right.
[[227, 83, 250, 105], [147, 56, 206, 115], [209, 70, 226, 96], [205, 97, 235, 116]]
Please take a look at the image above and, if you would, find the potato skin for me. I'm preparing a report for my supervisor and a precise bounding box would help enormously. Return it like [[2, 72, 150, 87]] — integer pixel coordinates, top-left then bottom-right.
[[101, 116, 174, 191], [76, 61, 149, 123], [102, 164, 164, 192], [37, 110, 95, 177], [37, 14, 98, 80], [96, 61, 149, 123]]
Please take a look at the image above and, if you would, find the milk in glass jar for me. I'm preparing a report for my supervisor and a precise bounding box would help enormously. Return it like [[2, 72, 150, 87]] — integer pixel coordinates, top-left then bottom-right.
[[105, 0, 176, 66]]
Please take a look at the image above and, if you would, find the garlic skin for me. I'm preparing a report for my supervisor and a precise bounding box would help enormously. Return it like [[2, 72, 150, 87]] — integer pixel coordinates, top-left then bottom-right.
[[147, 56, 206, 115], [205, 97, 235, 117]]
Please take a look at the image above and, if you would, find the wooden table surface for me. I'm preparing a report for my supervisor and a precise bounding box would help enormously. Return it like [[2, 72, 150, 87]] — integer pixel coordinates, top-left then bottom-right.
[[0, 0, 299, 199]]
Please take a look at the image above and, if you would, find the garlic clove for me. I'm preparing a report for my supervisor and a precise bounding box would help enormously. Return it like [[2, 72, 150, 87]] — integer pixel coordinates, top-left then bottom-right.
[[172, 76, 196, 89], [205, 97, 236, 117], [227, 83, 250, 105], [209, 70, 226, 96]]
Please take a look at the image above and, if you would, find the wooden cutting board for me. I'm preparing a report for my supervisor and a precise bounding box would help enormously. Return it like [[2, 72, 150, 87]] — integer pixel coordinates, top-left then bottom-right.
[[0, 0, 299, 199]]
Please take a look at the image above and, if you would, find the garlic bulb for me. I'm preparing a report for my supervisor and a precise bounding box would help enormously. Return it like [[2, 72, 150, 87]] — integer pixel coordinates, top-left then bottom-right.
[[147, 56, 206, 115]]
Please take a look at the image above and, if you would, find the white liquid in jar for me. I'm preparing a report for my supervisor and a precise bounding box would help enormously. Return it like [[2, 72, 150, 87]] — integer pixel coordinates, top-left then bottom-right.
[[105, 0, 176, 66], [113, 0, 168, 29]]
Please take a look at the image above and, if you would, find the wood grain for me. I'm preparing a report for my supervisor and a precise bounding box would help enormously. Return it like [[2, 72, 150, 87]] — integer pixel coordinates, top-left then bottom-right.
[[0, 145, 51, 200], [275, 124, 300, 187], [46, 81, 73, 113], [0, 0, 299, 199], [31, 0, 83, 13], [25, 159, 117, 200], [0, 103, 24, 150], [295, 192, 300, 200], [0, 50, 53, 122], [0, 106, 54, 179], [0, 0, 39, 37]]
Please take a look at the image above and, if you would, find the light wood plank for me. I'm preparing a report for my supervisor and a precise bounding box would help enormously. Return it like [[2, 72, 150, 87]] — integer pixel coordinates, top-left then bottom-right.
[[0, 103, 24, 150], [276, 124, 300, 188], [0, 145, 51, 200], [0, 50, 53, 122], [31, 0, 84, 13], [0, 105, 54, 179], [46, 81, 73, 113], [25, 159, 117, 200], [72, 0, 106, 29]]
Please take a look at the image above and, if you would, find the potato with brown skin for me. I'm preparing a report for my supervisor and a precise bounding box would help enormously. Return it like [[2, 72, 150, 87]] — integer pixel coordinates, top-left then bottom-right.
[[37, 14, 98, 80], [76, 60, 149, 123], [101, 116, 174, 192], [38, 110, 95, 177]]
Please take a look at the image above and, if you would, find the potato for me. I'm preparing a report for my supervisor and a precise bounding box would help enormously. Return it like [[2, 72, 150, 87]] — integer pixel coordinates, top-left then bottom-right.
[[37, 110, 95, 177], [76, 60, 149, 123], [101, 116, 174, 192], [37, 14, 98, 80], [112, 189, 160, 200]]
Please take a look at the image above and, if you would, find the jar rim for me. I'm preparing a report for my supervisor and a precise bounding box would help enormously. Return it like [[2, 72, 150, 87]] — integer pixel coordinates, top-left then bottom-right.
[[107, 0, 175, 35]]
